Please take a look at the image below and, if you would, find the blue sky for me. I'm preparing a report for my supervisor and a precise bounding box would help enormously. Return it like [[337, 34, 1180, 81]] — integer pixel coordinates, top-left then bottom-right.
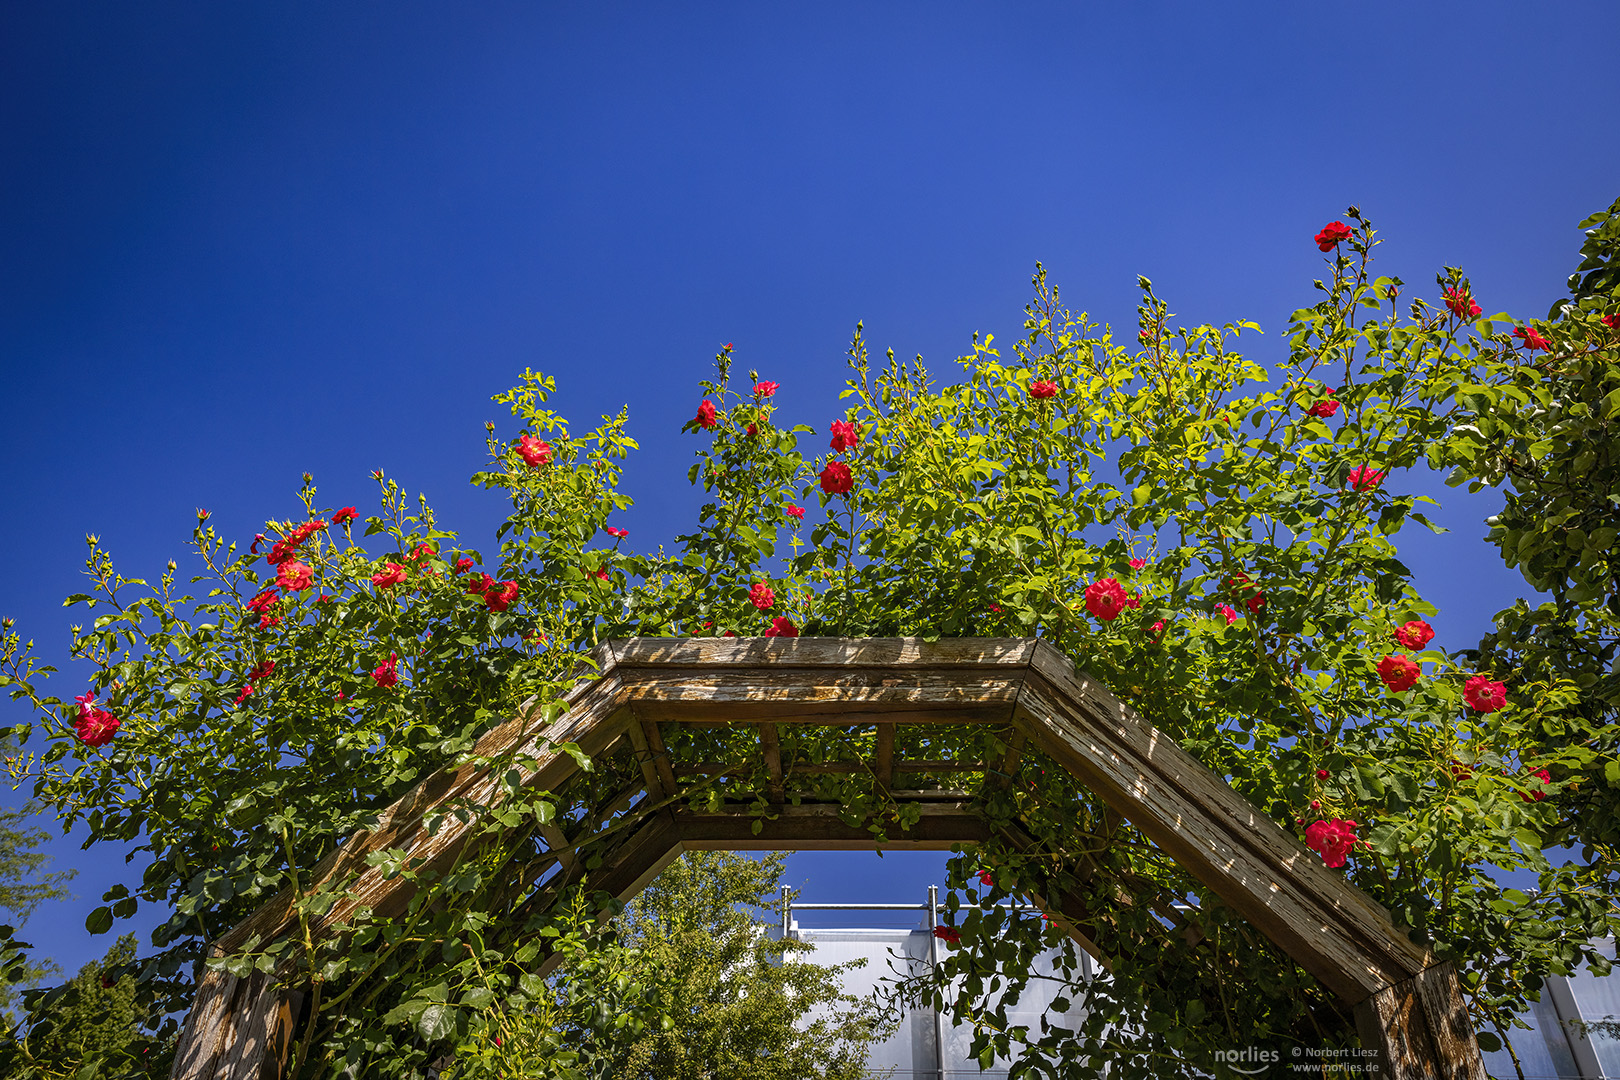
[[2, 3, 1617, 978]]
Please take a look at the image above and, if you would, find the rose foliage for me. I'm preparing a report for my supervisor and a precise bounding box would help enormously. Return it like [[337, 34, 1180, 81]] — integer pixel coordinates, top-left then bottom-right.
[[1, 207, 1618, 1078]]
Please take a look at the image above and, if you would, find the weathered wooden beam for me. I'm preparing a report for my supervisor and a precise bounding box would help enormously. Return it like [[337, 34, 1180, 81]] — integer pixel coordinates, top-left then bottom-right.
[[638, 718, 679, 798], [674, 802, 993, 850], [874, 724, 895, 791], [1016, 641, 1434, 1003], [759, 723, 785, 803], [1353, 961, 1486, 1080], [673, 759, 983, 777]]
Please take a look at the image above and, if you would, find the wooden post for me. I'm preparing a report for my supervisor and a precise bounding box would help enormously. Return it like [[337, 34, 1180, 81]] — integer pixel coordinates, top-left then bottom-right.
[[1354, 961, 1487, 1080]]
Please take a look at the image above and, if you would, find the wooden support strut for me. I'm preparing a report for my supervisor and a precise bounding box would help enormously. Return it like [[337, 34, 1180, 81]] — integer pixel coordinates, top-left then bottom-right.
[[173, 637, 1487, 1080]]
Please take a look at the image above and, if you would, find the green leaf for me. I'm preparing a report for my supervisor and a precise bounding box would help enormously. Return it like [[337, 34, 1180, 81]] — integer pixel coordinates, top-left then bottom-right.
[[85, 906, 113, 935]]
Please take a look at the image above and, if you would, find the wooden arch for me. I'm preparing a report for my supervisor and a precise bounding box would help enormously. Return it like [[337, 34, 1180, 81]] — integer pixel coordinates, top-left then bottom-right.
[[172, 638, 1485, 1080]]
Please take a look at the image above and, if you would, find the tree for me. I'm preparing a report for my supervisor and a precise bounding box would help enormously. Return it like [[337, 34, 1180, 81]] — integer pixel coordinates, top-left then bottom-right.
[[453, 852, 890, 1079], [1, 206, 1615, 1078], [0, 732, 75, 1024], [1, 933, 172, 1078]]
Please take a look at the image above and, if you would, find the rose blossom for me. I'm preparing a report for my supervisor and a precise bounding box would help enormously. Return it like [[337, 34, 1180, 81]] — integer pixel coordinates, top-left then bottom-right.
[[829, 420, 860, 451], [1307, 391, 1341, 418], [1512, 326, 1550, 352], [1129, 558, 1147, 571], [1393, 620, 1434, 650], [1083, 578, 1128, 622], [785, 505, 805, 521], [371, 563, 409, 589], [276, 560, 315, 592], [371, 653, 400, 689], [932, 925, 961, 945], [1443, 287, 1482, 319], [749, 582, 775, 610], [1215, 604, 1237, 625], [234, 685, 254, 706], [605, 526, 628, 538], [454, 557, 474, 573], [977, 870, 994, 887], [745, 423, 758, 437], [485, 581, 520, 612], [764, 616, 799, 638], [1519, 768, 1551, 803], [247, 660, 276, 682], [753, 381, 779, 398], [246, 589, 280, 615], [1377, 654, 1421, 693], [1463, 675, 1507, 713], [695, 399, 718, 430], [820, 460, 854, 495], [1604, 314, 1620, 330], [73, 693, 120, 748], [257, 615, 281, 630], [593, 567, 610, 581], [1347, 466, 1386, 491], [1028, 380, 1059, 399], [333, 507, 358, 525], [1304, 818, 1363, 868], [516, 435, 553, 467], [467, 572, 495, 598], [1315, 221, 1354, 252]]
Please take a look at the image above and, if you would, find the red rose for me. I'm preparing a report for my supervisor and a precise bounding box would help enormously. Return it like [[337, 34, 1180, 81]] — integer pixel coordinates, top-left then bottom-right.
[[467, 572, 495, 597], [485, 581, 520, 612], [932, 925, 961, 945], [1028, 380, 1059, 399], [516, 435, 553, 468], [820, 460, 854, 495], [371, 653, 399, 689], [247, 660, 276, 682], [1519, 768, 1551, 803], [1393, 620, 1434, 650], [1307, 395, 1340, 419], [1129, 558, 1147, 571], [977, 870, 994, 887], [1215, 604, 1237, 625], [1443, 287, 1482, 320], [1225, 572, 1264, 614], [1316, 769, 1330, 780], [722, 342, 733, 352], [257, 615, 281, 630], [753, 381, 779, 397], [606, 526, 628, 538], [245, 589, 280, 615], [1148, 619, 1166, 637], [1347, 466, 1385, 491], [784, 505, 805, 521], [1377, 654, 1421, 693], [410, 543, 436, 562], [829, 420, 860, 452], [454, 557, 474, 573], [1512, 326, 1550, 352], [745, 423, 758, 437], [276, 560, 315, 592], [234, 685, 254, 706], [1314, 220, 1354, 252], [749, 582, 775, 610], [1125, 593, 1142, 609], [764, 616, 799, 638], [695, 399, 718, 430], [1083, 578, 1128, 622], [1603, 314, 1620, 330], [1304, 818, 1363, 868], [1448, 759, 1473, 781], [593, 567, 610, 581], [333, 507, 358, 525], [197, 508, 210, 521], [371, 563, 408, 589], [72, 695, 120, 748], [1463, 675, 1507, 713]]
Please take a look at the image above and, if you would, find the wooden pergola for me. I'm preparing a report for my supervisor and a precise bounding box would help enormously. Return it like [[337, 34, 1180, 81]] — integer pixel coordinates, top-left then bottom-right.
[[171, 638, 1486, 1080]]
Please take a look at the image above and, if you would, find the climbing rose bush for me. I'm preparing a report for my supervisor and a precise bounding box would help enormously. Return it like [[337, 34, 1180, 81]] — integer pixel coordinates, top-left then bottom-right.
[[2, 209, 1616, 1080]]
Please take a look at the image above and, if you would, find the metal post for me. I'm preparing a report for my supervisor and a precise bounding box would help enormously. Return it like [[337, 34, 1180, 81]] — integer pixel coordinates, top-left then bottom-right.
[[929, 884, 946, 1080]]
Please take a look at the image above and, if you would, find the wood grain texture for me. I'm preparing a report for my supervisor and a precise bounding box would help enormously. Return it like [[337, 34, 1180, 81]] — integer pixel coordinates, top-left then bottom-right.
[[1354, 962, 1488, 1080], [1019, 640, 1432, 1001]]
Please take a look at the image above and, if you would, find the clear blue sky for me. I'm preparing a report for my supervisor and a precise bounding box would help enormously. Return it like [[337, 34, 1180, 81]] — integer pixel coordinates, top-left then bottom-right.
[[2, 3, 1617, 978]]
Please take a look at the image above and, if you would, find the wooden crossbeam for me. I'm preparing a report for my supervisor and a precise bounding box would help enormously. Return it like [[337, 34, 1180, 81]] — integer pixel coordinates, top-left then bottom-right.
[[758, 723, 785, 803]]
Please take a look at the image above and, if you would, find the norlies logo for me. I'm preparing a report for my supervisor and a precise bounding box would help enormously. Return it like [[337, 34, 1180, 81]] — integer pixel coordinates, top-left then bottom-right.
[[1214, 1047, 1280, 1075]]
